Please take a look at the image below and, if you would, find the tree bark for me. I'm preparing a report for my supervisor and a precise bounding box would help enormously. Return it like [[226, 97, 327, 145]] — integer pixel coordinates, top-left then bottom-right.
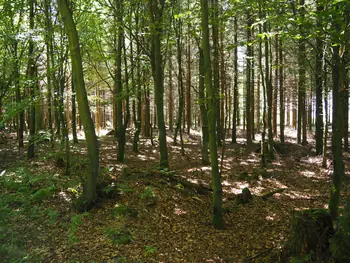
[[201, 0, 224, 229], [58, 0, 99, 211], [149, 0, 169, 169]]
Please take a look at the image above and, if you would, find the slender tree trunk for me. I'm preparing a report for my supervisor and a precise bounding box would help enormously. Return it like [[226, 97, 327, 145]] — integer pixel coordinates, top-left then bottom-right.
[[298, 0, 307, 145], [201, 0, 224, 229], [329, 31, 345, 220], [264, 18, 274, 160], [186, 32, 191, 134], [114, 0, 126, 162], [199, 47, 210, 165], [14, 41, 24, 148], [27, 0, 36, 159], [71, 79, 78, 143], [257, 73, 261, 133], [343, 53, 349, 152], [232, 17, 238, 144], [212, 0, 221, 147], [245, 11, 252, 145], [58, 0, 99, 211], [279, 34, 285, 142], [133, 14, 142, 152], [173, 15, 185, 155], [168, 51, 174, 132], [149, 0, 169, 169], [273, 34, 278, 136]]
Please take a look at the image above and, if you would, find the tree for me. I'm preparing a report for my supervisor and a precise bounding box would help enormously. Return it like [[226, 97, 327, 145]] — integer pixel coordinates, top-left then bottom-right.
[[149, 0, 169, 169], [58, 0, 99, 211], [201, 0, 224, 229], [27, 0, 36, 159]]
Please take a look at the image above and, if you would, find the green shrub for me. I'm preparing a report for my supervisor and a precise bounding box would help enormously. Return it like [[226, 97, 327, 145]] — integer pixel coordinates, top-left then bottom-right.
[[67, 213, 89, 246], [329, 198, 350, 263], [144, 245, 157, 256], [31, 186, 56, 203], [140, 187, 155, 199], [104, 227, 132, 244]]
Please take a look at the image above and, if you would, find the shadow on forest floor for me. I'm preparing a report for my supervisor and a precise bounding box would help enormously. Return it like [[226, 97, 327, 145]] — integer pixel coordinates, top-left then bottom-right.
[[0, 127, 349, 262]]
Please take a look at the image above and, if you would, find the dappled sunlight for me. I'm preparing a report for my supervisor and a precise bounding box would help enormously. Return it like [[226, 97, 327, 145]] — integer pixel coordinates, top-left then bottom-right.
[[299, 169, 325, 180], [265, 213, 276, 221], [302, 156, 323, 165], [58, 191, 71, 202], [285, 190, 314, 200], [137, 154, 156, 161], [266, 178, 288, 189], [228, 182, 250, 194]]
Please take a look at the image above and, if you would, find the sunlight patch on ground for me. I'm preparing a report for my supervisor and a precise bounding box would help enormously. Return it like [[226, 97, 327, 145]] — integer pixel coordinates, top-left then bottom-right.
[[58, 191, 71, 202], [285, 190, 313, 200], [266, 213, 276, 221], [222, 180, 231, 186], [299, 169, 325, 180], [302, 156, 323, 165], [229, 182, 249, 194], [300, 170, 315, 178], [266, 178, 288, 189], [137, 154, 156, 161]]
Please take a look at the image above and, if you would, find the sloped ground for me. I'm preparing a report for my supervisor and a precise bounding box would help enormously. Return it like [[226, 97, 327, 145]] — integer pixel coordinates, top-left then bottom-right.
[[1, 129, 349, 262]]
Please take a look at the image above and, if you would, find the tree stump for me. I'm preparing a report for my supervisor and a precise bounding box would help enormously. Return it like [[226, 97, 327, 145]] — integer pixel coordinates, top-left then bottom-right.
[[235, 187, 252, 205], [285, 209, 334, 259]]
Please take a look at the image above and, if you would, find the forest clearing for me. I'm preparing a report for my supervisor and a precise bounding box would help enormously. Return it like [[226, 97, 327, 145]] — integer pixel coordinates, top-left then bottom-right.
[[0, 0, 350, 262]]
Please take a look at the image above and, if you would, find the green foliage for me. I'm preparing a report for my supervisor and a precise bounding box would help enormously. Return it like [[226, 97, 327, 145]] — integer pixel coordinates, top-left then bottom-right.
[[67, 213, 89, 246], [104, 227, 132, 245], [112, 204, 138, 218], [31, 186, 56, 203], [144, 245, 157, 256], [329, 198, 350, 262], [289, 253, 313, 263], [140, 187, 155, 199], [47, 209, 59, 225], [117, 183, 133, 194]]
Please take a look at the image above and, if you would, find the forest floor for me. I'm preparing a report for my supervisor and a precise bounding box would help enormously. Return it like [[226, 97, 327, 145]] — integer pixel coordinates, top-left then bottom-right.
[[0, 128, 350, 263]]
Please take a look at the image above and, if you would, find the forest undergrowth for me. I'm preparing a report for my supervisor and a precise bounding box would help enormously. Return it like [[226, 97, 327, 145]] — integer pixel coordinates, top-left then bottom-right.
[[0, 128, 349, 263]]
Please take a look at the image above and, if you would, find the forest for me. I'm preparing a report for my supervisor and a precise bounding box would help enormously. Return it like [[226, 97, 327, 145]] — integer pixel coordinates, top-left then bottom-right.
[[0, 0, 349, 262]]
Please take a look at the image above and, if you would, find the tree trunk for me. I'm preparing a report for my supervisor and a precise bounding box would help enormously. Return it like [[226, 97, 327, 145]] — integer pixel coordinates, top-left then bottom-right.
[[245, 11, 252, 145], [212, 0, 221, 147], [199, 47, 210, 165], [173, 14, 185, 156], [273, 34, 278, 137], [329, 24, 345, 220], [201, 0, 224, 229], [186, 33, 191, 134], [265, 18, 274, 160], [279, 34, 285, 142], [149, 0, 169, 169], [58, 0, 99, 211], [71, 79, 79, 143], [168, 51, 174, 132], [298, 0, 307, 145], [232, 17, 238, 144], [114, 0, 126, 162], [27, 0, 36, 159]]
